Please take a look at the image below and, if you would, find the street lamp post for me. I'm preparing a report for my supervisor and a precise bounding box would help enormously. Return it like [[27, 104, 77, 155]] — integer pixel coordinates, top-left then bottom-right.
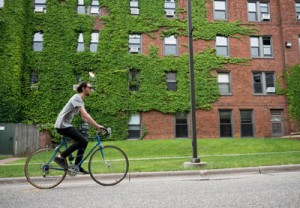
[[187, 0, 200, 164]]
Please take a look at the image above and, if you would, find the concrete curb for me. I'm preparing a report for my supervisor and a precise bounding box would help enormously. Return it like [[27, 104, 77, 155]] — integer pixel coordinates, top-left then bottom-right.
[[1, 164, 300, 185]]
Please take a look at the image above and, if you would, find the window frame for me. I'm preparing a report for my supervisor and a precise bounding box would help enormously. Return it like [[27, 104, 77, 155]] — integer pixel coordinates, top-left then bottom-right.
[[0, 0, 4, 8], [217, 72, 232, 95], [129, 34, 141, 54], [296, 1, 300, 21], [34, 0, 47, 13], [270, 109, 284, 137], [214, 0, 227, 21], [129, 69, 140, 91], [166, 72, 177, 91], [89, 31, 99, 52], [77, 0, 86, 14], [128, 113, 141, 139], [164, 0, 176, 18], [130, 0, 139, 15], [250, 36, 273, 58], [216, 36, 229, 56], [77, 33, 85, 52], [33, 32, 43, 51], [89, 0, 100, 16], [164, 35, 178, 56], [175, 113, 189, 138], [252, 71, 275, 95], [219, 110, 233, 138], [247, 1, 271, 22], [240, 110, 254, 137]]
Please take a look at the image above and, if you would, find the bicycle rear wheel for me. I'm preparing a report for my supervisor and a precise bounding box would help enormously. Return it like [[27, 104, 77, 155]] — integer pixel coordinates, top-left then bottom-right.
[[89, 145, 129, 186], [24, 148, 67, 189]]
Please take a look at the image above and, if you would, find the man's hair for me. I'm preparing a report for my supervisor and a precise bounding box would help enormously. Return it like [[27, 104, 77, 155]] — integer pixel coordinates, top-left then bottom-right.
[[77, 82, 89, 93]]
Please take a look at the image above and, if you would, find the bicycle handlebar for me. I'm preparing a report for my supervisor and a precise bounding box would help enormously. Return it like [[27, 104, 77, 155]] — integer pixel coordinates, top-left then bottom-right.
[[96, 127, 111, 137]]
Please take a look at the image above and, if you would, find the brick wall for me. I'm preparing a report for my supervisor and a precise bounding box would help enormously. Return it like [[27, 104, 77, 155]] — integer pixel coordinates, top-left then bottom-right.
[[139, 0, 300, 139]]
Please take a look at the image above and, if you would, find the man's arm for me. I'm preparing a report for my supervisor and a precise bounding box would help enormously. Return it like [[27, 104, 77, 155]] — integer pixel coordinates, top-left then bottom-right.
[[79, 106, 104, 129]]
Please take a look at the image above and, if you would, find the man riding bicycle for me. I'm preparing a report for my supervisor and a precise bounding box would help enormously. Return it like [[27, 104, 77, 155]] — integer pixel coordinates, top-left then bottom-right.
[[54, 81, 104, 174]]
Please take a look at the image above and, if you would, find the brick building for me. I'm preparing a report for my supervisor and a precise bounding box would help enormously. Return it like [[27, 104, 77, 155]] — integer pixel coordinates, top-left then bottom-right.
[[127, 0, 300, 139], [1, 0, 299, 140]]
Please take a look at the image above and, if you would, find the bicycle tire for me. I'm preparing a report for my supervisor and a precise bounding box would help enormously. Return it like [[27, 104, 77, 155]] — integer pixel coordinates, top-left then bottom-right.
[[89, 145, 129, 186], [24, 148, 67, 189]]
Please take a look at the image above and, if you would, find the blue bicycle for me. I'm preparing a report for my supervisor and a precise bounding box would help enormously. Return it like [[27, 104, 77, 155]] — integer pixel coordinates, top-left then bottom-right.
[[24, 128, 129, 189]]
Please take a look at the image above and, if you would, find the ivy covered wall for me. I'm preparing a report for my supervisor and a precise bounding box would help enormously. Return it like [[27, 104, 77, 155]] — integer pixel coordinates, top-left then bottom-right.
[[0, 0, 255, 139]]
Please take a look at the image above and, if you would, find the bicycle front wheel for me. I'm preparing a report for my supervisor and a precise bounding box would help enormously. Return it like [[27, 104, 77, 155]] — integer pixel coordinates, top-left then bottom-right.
[[89, 145, 129, 186], [24, 148, 67, 189]]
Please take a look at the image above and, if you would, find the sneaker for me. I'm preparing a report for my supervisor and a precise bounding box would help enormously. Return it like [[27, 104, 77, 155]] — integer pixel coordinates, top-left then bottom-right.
[[79, 167, 89, 175], [54, 157, 68, 170]]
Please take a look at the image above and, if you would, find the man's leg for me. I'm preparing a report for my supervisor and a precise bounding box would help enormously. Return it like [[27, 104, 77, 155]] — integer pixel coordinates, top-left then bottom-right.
[[56, 127, 88, 161]]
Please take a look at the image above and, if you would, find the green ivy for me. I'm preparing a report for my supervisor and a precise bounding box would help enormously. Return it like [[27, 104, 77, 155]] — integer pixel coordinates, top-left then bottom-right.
[[282, 64, 300, 121], [0, 0, 255, 140]]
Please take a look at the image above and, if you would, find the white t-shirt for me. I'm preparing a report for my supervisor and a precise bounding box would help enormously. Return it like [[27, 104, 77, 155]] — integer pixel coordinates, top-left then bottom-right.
[[54, 94, 84, 129]]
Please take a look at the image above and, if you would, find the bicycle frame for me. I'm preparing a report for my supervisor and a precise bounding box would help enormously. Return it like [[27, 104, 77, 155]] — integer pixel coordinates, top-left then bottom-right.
[[49, 133, 104, 171]]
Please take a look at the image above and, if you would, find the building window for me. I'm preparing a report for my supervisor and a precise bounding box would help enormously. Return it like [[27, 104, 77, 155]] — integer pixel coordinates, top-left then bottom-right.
[[166, 72, 177, 91], [130, 0, 139, 15], [34, 0, 47, 13], [250, 36, 273, 58], [217, 72, 231, 94], [219, 110, 232, 137], [77, 0, 85, 14], [164, 0, 176, 18], [296, 1, 300, 21], [129, 69, 139, 91], [90, 32, 99, 52], [33, 32, 43, 51], [77, 33, 84, 52], [214, 0, 227, 20], [30, 71, 39, 90], [164, 35, 178, 56], [270, 110, 284, 136], [129, 34, 141, 53], [248, 1, 270, 22], [175, 113, 188, 138], [240, 110, 254, 137], [0, 0, 4, 8], [128, 113, 141, 139], [253, 72, 275, 95], [216, 36, 229, 56], [89, 0, 99, 15]]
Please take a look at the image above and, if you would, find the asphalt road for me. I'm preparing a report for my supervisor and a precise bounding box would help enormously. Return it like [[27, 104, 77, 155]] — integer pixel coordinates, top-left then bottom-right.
[[0, 170, 299, 208]]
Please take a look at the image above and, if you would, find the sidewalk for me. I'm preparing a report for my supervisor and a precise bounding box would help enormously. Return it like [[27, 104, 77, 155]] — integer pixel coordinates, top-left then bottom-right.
[[1, 164, 300, 185]]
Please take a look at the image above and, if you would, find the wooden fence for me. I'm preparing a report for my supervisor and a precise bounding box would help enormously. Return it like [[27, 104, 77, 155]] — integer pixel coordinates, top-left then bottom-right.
[[14, 124, 40, 156]]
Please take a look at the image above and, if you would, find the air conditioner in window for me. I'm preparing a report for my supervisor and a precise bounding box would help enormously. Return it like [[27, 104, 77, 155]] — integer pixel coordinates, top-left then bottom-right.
[[266, 87, 275, 93], [261, 14, 270, 21], [34, 6, 44, 13], [130, 8, 139, 15], [129, 47, 139, 53], [165, 10, 175, 17], [297, 15, 300, 21]]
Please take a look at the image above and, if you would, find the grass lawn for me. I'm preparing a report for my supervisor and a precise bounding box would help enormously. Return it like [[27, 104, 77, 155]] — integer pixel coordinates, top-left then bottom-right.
[[0, 138, 300, 178]]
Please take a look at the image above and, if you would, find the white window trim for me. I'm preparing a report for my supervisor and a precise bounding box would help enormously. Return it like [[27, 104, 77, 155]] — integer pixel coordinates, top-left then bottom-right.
[[214, 0, 227, 20], [250, 36, 273, 58], [0, 0, 4, 8], [216, 36, 229, 56], [253, 71, 275, 95], [217, 72, 232, 95], [248, 1, 271, 22], [164, 35, 178, 56]]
